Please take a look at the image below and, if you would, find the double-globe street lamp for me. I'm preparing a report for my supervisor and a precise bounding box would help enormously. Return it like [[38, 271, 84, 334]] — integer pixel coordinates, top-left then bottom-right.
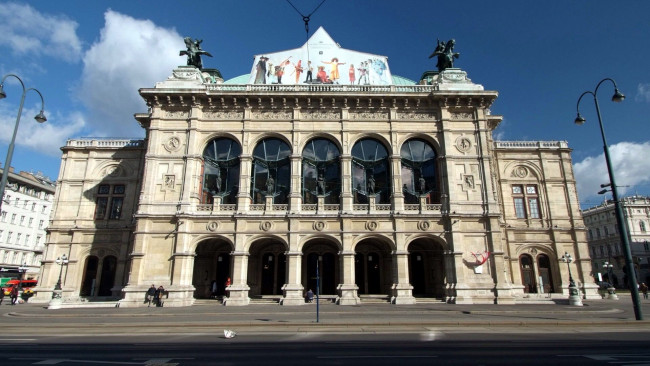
[[0, 74, 47, 213], [603, 261, 618, 300], [561, 252, 583, 306], [48, 254, 69, 310], [574, 77, 643, 320]]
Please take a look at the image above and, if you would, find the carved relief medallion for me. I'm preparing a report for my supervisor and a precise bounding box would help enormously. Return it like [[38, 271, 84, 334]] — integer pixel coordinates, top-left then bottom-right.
[[456, 137, 472, 153], [313, 221, 326, 231], [206, 221, 219, 232], [512, 166, 528, 178], [365, 220, 378, 231], [164, 136, 182, 152], [417, 220, 431, 231], [260, 221, 273, 231]]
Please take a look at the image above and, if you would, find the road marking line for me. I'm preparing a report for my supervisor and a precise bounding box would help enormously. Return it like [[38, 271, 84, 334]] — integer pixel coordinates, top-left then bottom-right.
[[318, 355, 438, 359]]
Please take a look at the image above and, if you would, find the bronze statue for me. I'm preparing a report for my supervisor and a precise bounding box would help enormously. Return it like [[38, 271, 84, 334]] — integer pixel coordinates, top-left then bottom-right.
[[429, 38, 459, 72], [180, 37, 212, 70]]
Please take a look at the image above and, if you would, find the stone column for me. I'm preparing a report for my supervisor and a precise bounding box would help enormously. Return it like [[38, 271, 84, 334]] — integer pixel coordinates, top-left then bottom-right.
[[340, 155, 353, 213], [391, 250, 416, 304], [168, 252, 196, 306], [390, 155, 404, 212], [237, 155, 252, 212], [289, 154, 302, 213], [224, 251, 250, 306], [281, 251, 304, 305], [337, 251, 359, 305]]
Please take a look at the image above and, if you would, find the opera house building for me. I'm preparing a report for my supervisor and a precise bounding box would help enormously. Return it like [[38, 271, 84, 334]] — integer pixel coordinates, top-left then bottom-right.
[[32, 28, 599, 307]]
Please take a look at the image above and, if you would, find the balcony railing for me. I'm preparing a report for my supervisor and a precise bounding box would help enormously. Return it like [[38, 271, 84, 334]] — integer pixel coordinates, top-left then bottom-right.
[[188, 202, 441, 214], [207, 84, 436, 94]]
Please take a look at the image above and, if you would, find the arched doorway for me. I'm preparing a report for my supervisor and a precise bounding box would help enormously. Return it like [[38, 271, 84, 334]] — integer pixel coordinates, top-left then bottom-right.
[[193, 239, 232, 299], [248, 240, 287, 296], [303, 240, 339, 295], [519, 254, 537, 293], [408, 239, 445, 298], [354, 239, 392, 295], [537, 254, 555, 293], [80, 256, 99, 296]]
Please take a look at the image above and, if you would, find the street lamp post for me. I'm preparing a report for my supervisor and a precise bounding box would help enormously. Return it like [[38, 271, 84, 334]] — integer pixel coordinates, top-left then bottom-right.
[[0, 74, 47, 213], [574, 78, 643, 320], [603, 261, 618, 300], [561, 252, 583, 306], [48, 254, 69, 310]]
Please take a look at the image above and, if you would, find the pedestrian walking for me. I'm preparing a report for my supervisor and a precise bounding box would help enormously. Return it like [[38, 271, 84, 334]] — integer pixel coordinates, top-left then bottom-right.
[[146, 284, 156, 307], [155, 286, 165, 307], [0, 288, 4, 305], [225, 277, 231, 297], [10, 286, 18, 305], [305, 289, 314, 303], [641, 282, 648, 299], [210, 280, 218, 299]]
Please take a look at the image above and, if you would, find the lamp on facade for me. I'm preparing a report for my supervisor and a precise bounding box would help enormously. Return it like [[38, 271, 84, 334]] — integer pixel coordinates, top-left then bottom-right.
[[0, 74, 47, 213], [574, 78, 643, 320], [561, 252, 583, 306], [48, 254, 69, 310], [603, 261, 618, 300]]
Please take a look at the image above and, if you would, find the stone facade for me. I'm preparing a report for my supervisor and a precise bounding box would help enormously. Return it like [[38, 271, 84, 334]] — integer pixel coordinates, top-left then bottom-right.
[[32, 35, 599, 307], [582, 196, 650, 287]]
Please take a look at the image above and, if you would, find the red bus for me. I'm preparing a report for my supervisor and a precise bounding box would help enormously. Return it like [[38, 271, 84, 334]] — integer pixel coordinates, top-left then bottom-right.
[[2, 279, 37, 295]]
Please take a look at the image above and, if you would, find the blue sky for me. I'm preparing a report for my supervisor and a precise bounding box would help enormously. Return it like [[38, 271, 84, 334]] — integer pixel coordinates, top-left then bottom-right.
[[1, 0, 649, 208]]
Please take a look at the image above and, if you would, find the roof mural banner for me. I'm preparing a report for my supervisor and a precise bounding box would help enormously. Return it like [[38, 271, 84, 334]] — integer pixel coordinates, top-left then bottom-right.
[[248, 27, 392, 86]]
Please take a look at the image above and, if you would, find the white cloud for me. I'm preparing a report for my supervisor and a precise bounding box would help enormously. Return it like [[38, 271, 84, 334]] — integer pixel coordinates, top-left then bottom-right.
[[0, 2, 82, 62], [636, 83, 650, 103], [574, 141, 650, 204], [0, 104, 86, 157], [78, 10, 183, 137]]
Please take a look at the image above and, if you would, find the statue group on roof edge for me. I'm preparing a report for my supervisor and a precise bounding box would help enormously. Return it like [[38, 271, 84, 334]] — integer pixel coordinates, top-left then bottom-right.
[[180, 37, 212, 70], [429, 38, 460, 72]]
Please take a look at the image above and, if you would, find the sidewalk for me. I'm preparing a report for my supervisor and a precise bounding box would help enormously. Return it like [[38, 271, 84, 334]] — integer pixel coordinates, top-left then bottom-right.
[[2, 297, 649, 335]]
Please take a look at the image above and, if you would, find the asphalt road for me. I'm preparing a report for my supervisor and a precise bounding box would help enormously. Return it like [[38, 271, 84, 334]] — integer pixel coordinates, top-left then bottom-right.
[[2, 332, 650, 365]]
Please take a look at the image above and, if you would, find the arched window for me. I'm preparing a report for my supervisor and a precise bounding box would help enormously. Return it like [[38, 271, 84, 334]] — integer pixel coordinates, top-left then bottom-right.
[[202, 138, 242, 204], [302, 138, 341, 204], [400, 138, 438, 204], [251, 138, 291, 204], [351, 138, 391, 204]]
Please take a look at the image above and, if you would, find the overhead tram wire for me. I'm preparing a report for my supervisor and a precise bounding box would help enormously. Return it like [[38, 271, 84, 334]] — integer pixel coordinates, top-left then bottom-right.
[[286, 0, 327, 70]]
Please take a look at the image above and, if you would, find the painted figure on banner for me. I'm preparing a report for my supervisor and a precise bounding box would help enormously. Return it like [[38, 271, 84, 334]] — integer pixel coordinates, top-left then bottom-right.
[[254, 56, 269, 84], [322, 57, 345, 83], [294, 60, 303, 83], [305, 61, 313, 82]]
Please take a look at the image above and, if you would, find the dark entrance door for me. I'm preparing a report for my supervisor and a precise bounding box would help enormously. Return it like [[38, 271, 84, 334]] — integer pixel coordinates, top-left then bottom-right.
[[410, 252, 426, 295], [537, 254, 554, 293], [261, 253, 276, 295], [80, 256, 98, 296], [98, 256, 116, 296], [355, 253, 365, 294], [216, 253, 231, 296], [520, 254, 537, 293], [367, 252, 381, 294]]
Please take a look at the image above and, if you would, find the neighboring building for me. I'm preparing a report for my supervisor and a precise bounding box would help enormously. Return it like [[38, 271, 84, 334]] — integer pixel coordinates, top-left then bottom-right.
[[0, 166, 55, 280], [582, 195, 650, 287], [33, 28, 598, 307]]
